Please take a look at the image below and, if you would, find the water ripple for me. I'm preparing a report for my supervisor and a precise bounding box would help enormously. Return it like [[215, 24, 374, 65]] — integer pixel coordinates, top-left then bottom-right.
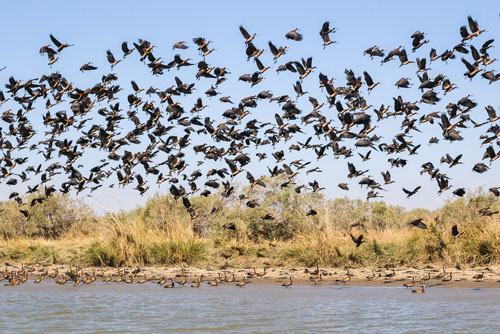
[[0, 284, 499, 333]]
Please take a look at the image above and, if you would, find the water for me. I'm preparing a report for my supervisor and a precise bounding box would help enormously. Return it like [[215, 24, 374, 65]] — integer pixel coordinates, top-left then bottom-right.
[[1, 282, 499, 333]]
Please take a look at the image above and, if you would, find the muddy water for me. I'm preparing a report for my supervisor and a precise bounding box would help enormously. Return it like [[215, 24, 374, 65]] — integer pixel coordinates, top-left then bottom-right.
[[1, 282, 499, 333]]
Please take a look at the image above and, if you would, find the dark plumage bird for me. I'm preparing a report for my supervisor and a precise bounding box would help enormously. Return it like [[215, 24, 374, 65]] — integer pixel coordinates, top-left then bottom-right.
[[381, 171, 394, 184], [403, 186, 421, 198], [282, 276, 293, 288], [171, 42, 188, 52], [398, 49, 414, 67], [121, 41, 135, 57], [485, 106, 500, 122], [411, 31, 428, 52], [451, 225, 465, 238], [286, 28, 303, 41], [19, 209, 31, 221], [349, 233, 365, 247], [338, 183, 349, 191], [80, 62, 97, 72], [479, 207, 499, 216], [472, 163, 489, 173], [239, 26, 257, 44], [306, 208, 317, 216], [106, 50, 122, 69], [222, 222, 236, 231], [409, 218, 427, 229], [489, 187, 500, 197], [261, 213, 275, 220], [461, 58, 481, 78], [319, 21, 337, 48], [453, 188, 466, 197], [363, 71, 380, 91], [364, 45, 385, 58], [50, 34, 74, 52], [268, 41, 287, 60]]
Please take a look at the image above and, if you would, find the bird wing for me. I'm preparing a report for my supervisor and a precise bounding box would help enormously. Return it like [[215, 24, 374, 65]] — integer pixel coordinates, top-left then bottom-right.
[[239, 26, 251, 39], [255, 57, 264, 70], [133, 42, 144, 55], [182, 197, 191, 209], [467, 16, 479, 33], [321, 21, 330, 34], [224, 158, 237, 173], [274, 113, 284, 127], [245, 42, 257, 56], [398, 49, 408, 62], [486, 145, 496, 158], [410, 219, 427, 229], [306, 57, 313, 69], [363, 71, 374, 86], [49, 34, 62, 47], [461, 58, 475, 72], [246, 171, 255, 183], [121, 42, 130, 54], [193, 37, 204, 46], [347, 162, 356, 174], [106, 50, 116, 63], [460, 26, 469, 38], [471, 45, 480, 61], [268, 41, 278, 55], [481, 39, 494, 53], [309, 96, 319, 107]]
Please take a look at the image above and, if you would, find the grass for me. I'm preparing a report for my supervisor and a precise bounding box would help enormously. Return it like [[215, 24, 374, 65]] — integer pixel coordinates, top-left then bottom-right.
[[0, 185, 499, 269], [0, 239, 66, 264], [149, 238, 207, 265], [79, 216, 208, 267]]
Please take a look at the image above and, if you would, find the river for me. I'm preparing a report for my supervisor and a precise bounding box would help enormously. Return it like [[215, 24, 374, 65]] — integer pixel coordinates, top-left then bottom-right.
[[1, 282, 499, 333]]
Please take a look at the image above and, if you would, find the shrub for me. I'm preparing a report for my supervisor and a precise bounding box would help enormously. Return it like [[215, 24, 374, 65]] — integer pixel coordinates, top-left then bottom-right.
[[0, 192, 95, 238]]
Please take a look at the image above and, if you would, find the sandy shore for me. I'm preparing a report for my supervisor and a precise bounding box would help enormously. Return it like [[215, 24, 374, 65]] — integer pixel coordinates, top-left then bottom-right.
[[3, 263, 500, 288]]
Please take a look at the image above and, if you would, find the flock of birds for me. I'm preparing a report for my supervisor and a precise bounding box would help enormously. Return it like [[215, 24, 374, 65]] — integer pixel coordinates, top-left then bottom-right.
[[1, 264, 493, 293], [0, 16, 499, 240]]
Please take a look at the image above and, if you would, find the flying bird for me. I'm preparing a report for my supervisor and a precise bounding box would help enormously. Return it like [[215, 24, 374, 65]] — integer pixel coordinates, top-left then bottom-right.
[[409, 218, 427, 229]]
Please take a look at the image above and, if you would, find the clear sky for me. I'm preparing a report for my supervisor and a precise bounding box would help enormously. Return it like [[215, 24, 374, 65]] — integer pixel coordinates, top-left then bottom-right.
[[1, 1, 500, 213]]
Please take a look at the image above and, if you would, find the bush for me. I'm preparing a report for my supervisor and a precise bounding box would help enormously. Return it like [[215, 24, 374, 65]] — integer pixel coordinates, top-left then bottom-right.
[[149, 238, 207, 265], [0, 192, 96, 238], [82, 241, 118, 267]]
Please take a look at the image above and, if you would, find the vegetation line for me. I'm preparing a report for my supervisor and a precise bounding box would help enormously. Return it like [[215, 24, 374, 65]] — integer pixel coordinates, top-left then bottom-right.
[[1, 182, 499, 268]]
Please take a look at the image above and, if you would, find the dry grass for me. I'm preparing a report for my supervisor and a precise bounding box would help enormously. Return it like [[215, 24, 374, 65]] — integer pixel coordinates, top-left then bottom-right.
[[0, 186, 499, 269], [0, 237, 92, 264], [80, 215, 208, 267]]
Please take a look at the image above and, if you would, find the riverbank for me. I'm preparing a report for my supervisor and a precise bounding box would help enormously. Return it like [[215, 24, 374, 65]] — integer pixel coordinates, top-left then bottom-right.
[[3, 263, 500, 288]]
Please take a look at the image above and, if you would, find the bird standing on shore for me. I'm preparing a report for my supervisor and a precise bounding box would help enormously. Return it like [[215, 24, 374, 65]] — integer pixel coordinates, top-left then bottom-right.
[[282, 276, 293, 287]]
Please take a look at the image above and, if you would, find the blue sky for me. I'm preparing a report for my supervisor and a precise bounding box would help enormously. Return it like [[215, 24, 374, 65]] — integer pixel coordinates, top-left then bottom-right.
[[1, 1, 500, 213]]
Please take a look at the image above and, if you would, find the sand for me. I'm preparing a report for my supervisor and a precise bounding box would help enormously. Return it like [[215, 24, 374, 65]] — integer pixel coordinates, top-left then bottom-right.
[[3, 263, 500, 288]]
